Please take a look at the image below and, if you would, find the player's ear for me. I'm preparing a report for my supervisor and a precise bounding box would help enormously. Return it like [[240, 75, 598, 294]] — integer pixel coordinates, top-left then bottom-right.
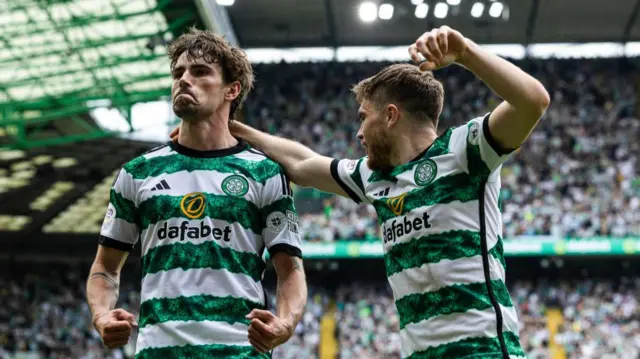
[[385, 104, 400, 128], [225, 81, 241, 101]]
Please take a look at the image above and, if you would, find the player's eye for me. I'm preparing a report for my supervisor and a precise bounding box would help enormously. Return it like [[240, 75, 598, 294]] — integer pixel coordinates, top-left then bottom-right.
[[194, 69, 208, 76]]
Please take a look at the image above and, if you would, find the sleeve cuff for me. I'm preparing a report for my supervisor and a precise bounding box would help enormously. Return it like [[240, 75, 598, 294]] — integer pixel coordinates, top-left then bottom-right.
[[482, 113, 517, 156], [98, 235, 134, 252], [330, 159, 362, 204], [268, 243, 302, 258]]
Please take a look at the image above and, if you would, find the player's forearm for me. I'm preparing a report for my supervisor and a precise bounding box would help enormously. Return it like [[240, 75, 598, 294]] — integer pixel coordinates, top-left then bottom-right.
[[275, 259, 307, 334], [457, 40, 550, 114], [86, 262, 120, 324], [232, 121, 319, 183]]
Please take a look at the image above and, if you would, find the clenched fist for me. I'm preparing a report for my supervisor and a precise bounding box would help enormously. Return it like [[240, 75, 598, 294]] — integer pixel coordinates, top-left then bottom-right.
[[246, 309, 294, 353], [93, 308, 138, 349], [409, 26, 469, 71]]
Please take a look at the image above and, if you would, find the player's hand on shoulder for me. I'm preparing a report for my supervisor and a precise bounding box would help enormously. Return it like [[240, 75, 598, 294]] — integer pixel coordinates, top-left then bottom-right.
[[93, 308, 138, 349], [246, 309, 294, 353], [409, 26, 469, 71]]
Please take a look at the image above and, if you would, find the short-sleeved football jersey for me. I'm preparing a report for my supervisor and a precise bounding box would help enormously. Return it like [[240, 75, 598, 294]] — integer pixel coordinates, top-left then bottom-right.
[[331, 115, 526, 359], [100, 140, 302, 359]]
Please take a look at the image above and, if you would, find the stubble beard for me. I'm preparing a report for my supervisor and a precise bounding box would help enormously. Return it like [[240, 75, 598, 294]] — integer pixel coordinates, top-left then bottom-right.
[[366, 127, 394, 172]]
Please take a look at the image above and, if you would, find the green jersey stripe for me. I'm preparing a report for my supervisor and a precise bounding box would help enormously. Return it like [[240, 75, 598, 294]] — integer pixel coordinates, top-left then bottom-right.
[[384, 230, 505, 277], [261, 196, 294, 218], [405, 331, 525, 359], [141, 240, 265, 281], [465, 122, 492, 179], [137, 193, 262, 234], [384, 230, 482, 277], [396, 279, 513, 329], [138, 294, 265, 329], [427, 128, 453, 157], [490, 236, 506, 271], [136, 343, 268, 359], [373, 172, 480, 224], [110, 189, 137, 224], [125, 152, 282, 185]]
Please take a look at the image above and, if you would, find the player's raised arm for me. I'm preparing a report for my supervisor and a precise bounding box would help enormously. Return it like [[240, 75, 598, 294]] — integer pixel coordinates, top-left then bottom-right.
[[229, 121, 349, 197], [410, 26, 550, 151]]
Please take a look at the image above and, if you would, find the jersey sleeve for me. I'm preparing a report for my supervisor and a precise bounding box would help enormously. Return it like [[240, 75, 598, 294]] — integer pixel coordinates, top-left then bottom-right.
[[99, 168, 140, 252], [330, 158, 370, 204], [261, 168, 302, 258], [449, 113, 515, 179]]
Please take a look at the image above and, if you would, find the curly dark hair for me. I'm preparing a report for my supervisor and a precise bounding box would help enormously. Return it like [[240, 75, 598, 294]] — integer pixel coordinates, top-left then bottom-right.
[[168, 27, 254, 120]]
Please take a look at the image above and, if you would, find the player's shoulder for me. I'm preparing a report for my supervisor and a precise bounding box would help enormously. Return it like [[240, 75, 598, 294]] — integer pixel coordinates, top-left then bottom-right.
[[236, 146, 283, 171], [122, 142, 172, 174]]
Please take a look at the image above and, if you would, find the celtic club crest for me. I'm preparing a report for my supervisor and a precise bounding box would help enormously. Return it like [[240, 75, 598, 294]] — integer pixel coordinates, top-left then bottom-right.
[[222, 175, 249, 197], [414, 160, 437, 186]]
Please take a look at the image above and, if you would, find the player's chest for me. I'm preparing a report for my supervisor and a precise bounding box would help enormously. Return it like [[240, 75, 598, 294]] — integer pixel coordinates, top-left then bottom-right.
[[136, 171, 259, 211]]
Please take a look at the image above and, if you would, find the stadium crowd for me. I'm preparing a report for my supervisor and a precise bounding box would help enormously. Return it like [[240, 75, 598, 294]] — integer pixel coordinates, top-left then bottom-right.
[[2, 59, 639, 358], [246, 59, 640, 239], [2, 262, 638, 359]]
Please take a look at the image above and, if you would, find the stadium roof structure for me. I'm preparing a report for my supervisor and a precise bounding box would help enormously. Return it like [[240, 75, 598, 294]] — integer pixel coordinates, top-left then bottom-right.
[[227, 0, 640, 47], [0, 0, 204, 148]]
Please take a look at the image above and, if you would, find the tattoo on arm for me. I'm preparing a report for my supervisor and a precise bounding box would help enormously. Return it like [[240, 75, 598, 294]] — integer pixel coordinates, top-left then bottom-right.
[[90, 272, 119, 290], [292, 258, 304, 272]]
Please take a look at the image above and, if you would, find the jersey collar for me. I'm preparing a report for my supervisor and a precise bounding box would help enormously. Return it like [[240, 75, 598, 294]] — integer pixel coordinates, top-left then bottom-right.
[[169, 139, 247, 158]]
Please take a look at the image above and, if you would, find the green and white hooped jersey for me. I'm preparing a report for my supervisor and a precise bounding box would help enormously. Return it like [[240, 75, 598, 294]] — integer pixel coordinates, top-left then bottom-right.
[[331, 115, 526, 359], [99, 140, 302, 359]]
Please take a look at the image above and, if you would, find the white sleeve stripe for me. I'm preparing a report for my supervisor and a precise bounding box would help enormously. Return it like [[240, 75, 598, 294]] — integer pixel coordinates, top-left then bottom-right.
[[330, 159, 364, 204]]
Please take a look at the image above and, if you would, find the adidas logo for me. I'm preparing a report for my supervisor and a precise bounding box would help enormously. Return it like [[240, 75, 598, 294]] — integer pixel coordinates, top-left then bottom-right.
[[151, 180, 171, 191], [374, 188, 390, 197]]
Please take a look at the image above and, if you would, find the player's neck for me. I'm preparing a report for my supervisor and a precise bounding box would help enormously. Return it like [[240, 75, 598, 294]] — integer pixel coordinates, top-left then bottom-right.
[[391, 128, 438, 166], [178, 116, 238, 151]]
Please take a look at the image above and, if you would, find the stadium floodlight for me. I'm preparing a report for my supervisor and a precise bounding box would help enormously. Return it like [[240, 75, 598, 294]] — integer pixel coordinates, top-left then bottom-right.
[[379, 4, 394, 20], [411, 0, 424, 4], [415, 3, 429, 18], [434, 2, 448, 18], [471, 2, 484, 17], [489, 2, 504, 17], [359, 2, 378, 22], [446, 0, 461, 5], [216, 0, 235, 6]]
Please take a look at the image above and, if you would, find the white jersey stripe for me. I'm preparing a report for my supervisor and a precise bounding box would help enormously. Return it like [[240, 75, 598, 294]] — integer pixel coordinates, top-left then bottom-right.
[[136, 320, 250, 352], [388, 254, 506, 300], [140, 218, 261, 257], [399, 305, 520, 358], [381, 199, 481, 250], [135, 169, 281, 206], [101, 218, 138, 245], [233, 150, 269, 162], [142, 145, 175, 160], [140, 267, 264, 305]]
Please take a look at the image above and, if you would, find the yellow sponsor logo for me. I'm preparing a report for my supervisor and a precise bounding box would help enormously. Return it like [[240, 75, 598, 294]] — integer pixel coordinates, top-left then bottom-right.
[[180, 192, 206, 219], [386, 193, 406, 216]]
